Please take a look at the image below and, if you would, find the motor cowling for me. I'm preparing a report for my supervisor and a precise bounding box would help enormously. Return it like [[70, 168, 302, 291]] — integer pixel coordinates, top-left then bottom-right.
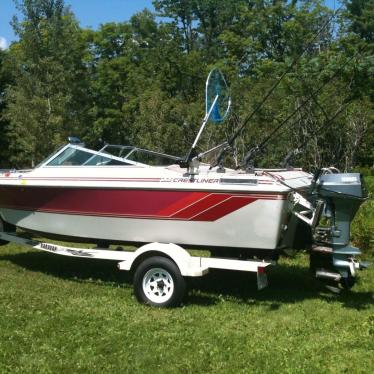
[[317, 173, 366, 248]]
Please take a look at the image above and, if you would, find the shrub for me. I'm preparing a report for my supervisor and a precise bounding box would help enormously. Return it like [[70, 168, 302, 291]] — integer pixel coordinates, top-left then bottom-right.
[[351, 177, 374, 256]]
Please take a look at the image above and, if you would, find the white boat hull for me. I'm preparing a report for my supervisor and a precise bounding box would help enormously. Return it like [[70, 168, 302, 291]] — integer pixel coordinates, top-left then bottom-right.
[[0, 196, 287, 249], [0, 146, 313, 252]]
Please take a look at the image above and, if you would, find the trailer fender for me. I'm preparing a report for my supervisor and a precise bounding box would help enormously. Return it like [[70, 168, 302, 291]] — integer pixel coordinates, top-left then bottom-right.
[[118, 242, 207, 277]]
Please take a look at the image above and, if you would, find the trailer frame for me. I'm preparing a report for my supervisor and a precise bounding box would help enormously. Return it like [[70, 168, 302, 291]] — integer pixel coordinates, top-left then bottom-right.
[[0, 231, 272, 307]]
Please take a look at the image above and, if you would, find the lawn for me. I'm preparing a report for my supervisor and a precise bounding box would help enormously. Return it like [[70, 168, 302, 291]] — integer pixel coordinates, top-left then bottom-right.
[[0, 242, 373, 373]]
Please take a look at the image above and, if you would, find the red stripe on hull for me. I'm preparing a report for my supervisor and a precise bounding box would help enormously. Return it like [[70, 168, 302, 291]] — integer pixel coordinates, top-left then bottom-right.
[[157, 192, 207, 216], [191, 196, 258, 221], [0, 186, 284, 222], [172, 194, 231, 219]]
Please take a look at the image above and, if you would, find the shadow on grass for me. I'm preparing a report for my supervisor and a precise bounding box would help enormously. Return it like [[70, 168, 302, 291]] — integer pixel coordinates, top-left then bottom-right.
[[187, 266, 373, 310], [0, 250, 132, 285], [0, 250, 372, 310]]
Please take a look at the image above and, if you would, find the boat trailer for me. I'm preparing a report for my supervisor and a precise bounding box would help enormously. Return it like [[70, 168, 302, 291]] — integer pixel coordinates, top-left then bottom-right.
[[0, 231, 271, 307]]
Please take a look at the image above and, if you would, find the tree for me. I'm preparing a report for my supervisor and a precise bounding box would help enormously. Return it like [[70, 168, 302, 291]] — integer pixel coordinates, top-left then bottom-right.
[[345, 0, 374, 42], [0, 49, 12, 166], [1, 0, 372, 171], [5, 0, 92, 167]]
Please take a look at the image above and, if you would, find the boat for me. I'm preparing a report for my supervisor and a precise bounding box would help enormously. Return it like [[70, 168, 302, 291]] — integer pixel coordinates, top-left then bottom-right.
[[0, 69, 368, 306], [0, 140, 313, 254], [0, 136, 367, 276]]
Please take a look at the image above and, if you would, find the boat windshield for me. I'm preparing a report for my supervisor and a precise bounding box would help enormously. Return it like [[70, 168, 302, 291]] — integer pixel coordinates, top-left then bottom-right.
[[101, 145, 181, 166], [47, 146, 131, 166], [45, 144, 180, 167]]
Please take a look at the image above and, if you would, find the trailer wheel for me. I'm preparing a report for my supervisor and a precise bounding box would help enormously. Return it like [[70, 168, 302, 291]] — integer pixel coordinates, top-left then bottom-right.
[[133, 256, 186, 307]]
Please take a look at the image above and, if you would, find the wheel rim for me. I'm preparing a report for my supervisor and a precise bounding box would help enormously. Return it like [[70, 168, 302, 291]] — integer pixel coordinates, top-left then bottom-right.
[[142, 267, 175, 304]]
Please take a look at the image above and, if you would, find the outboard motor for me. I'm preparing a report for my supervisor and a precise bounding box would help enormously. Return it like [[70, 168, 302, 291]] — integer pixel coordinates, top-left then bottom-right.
[[311, 172, 368, 289]]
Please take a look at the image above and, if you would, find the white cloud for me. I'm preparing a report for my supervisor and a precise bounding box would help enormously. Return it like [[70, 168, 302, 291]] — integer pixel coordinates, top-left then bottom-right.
[[0, 37, 8, 50]]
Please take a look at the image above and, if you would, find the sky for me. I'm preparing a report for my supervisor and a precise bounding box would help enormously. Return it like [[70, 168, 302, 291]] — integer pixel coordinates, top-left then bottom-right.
[[0, 0, 340, 50], [0, 0, 154, 49]]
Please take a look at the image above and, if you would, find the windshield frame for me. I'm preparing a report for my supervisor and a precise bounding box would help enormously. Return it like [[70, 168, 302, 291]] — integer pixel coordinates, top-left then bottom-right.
[[38, 143, 181, 168]]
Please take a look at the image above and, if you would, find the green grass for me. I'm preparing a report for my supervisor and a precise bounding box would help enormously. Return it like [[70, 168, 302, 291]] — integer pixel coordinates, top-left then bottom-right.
[[0, 242, 373, 373]]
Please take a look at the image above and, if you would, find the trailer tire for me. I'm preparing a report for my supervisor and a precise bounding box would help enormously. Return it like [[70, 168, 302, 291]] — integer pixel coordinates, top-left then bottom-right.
[[133, 256, 186, 307]]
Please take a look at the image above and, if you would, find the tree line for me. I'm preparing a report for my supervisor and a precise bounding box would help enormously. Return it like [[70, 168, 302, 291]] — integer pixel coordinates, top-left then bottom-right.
[[0, 0, 372, 171]]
